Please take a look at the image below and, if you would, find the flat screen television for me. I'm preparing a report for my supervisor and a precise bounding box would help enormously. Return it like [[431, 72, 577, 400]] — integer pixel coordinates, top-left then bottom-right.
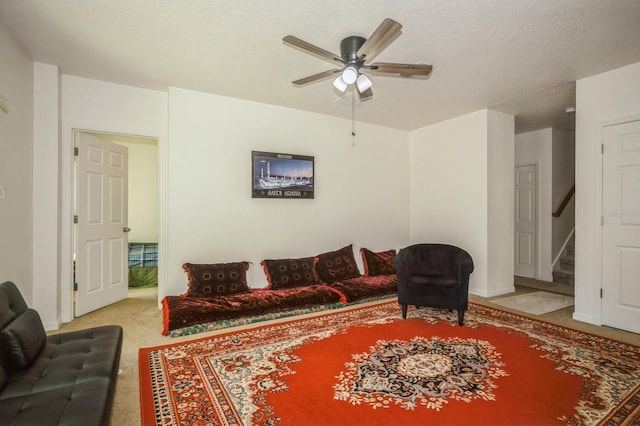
[[251, 151, 314, 199]]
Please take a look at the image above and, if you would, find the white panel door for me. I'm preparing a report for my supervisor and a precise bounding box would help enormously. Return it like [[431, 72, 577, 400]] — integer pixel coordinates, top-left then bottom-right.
[[514, 165, 536, 278], [76, 132, 129, 316], [602, 120, 640, 334]]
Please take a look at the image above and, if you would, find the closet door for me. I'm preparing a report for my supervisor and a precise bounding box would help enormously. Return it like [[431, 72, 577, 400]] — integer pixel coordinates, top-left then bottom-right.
[[515, 165, 537, 278], [602, 120, 640, 333]]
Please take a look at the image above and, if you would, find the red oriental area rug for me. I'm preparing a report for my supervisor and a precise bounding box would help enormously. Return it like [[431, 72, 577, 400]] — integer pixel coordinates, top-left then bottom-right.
[[139, 301, 640, 425]]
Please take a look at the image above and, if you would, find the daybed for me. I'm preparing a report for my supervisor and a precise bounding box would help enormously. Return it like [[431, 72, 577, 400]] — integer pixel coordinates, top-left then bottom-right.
[[0, 281, 122, 426], [128, 242, 158, 287], [162, 245, 398, 335]]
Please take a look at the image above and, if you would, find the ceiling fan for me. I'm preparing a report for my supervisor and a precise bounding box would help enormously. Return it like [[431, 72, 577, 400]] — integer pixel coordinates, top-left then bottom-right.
[[283, 18, 433, 101]]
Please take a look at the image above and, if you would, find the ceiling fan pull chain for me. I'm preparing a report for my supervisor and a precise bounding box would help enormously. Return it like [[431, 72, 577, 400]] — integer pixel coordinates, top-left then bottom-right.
[[352, 91, 356, 137]]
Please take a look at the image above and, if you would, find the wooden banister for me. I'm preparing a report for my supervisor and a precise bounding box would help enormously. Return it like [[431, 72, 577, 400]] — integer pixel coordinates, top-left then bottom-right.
[[552, 184, 575, 218]]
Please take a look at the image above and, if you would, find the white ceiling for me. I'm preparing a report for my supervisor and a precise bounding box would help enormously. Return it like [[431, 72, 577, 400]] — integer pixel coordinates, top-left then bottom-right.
[[1, 0, 640, 132]]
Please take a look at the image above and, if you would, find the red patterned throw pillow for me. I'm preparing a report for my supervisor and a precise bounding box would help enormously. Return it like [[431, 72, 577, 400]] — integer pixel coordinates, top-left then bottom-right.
[[360, 248, 396, 276], [314, 244, 361, 284], [182, 262, 250, 298], [261, 257, 320, 290]]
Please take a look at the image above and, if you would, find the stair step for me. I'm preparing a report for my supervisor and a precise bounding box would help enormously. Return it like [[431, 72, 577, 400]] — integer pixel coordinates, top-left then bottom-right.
[[560, 257, 574, 269], [553, 269, 574, 285], [553, 234, 575, 285]]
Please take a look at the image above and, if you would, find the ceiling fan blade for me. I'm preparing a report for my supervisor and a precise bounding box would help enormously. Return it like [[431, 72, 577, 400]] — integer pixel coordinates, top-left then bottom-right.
[[358, 87, 374, 101], [283, 35, 344, 66], [292, 69, 340, 86], [370, 62, 433, 77], [357, 18, 402, 62]]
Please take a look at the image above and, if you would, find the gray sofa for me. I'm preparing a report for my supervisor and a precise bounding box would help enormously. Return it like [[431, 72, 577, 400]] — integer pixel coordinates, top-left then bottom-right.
[[0, 281, 122, 425]]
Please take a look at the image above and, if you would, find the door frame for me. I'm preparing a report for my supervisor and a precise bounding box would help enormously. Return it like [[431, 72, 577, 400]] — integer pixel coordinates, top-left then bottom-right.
[[60, 122, 167, 323]]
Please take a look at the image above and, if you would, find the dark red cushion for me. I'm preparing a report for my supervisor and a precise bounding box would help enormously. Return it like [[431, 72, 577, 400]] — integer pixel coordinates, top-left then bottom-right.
[[314, 244, 361, 284], [182, 262, 250, 298], [360, 248, 396, 276], [261, 257, 320, 290]]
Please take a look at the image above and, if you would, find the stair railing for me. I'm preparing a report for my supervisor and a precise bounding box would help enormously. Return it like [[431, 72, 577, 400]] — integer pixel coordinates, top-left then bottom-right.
[[552, 184, 575, 218]]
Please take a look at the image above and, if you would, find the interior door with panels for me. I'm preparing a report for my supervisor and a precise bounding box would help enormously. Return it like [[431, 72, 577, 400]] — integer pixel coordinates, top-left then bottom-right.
[[602, 120, 640, 333], [75, 132, 129, 316], [515, 165, 537, 278]]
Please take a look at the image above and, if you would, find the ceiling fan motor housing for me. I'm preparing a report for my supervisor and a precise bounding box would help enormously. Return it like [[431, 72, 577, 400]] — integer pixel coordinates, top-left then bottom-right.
[[340, 36, 366, 64]]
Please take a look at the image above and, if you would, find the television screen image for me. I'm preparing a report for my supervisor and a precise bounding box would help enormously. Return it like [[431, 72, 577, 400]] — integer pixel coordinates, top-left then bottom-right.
[[252, 151, 314, 199]]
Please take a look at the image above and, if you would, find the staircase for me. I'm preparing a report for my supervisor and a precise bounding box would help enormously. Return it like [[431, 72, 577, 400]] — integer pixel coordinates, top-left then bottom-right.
[[553, 235, 575, 285]]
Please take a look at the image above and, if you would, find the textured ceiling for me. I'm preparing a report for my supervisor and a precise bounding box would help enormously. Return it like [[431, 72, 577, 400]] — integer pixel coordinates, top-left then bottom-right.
[[1, 0, 639, 132]]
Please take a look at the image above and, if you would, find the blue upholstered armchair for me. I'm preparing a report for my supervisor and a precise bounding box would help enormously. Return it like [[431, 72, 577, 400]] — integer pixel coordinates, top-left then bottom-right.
[[394, 244, 474, 326]]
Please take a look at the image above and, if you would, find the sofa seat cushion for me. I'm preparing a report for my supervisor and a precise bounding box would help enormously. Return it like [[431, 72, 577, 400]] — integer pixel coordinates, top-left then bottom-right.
[[162, 285, 346, 334], [407, 274, 458, 287], [2, 326, 122, 398], [329, 274, 397, 303], [0, 325, 122, 426], [0, 378, 114, 426]]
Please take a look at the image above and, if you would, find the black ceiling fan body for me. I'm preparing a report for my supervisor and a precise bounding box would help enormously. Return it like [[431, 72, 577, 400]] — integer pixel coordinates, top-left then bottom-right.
[[283, 18, 432, 101], [340, 36, 366, 65]]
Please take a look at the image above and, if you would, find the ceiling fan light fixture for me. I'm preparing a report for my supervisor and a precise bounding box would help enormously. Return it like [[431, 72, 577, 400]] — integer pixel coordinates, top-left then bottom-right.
[[333, 75, 349, 92], [356, 74, 373, 92], [341, 66, 358, 85]]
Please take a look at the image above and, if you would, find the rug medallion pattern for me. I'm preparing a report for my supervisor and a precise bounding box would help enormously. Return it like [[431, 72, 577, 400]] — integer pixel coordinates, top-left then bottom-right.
[[333, 336, 507, 411], [140, 302, 640, 425]]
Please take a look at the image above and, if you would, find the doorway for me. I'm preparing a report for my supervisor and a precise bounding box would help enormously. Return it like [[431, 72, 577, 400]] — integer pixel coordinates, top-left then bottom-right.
[[74, 130, 159, 316], [514, 164, 537, 278]]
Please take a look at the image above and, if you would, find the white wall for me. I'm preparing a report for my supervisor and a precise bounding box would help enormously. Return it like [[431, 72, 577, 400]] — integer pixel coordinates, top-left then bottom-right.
[[487, 110, 515, 296], [0, 22, 34, 302], [59, 76, 167, 322], [574, 61, 640, 325], [167, 87, 410, 294], [118, 139, 158, 243], [32, 62, 60, 329], [515, 128, 553, 280], [409, 109, 514, 298]]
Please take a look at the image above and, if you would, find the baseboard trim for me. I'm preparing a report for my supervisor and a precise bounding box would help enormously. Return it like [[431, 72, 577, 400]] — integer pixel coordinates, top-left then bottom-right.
[[572, 312, 600, 326], [470, 285, 516, 298]]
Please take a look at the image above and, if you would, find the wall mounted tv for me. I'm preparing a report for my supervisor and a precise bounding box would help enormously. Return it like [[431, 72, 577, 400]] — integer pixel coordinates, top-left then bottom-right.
[[251, 151, 314, 199]]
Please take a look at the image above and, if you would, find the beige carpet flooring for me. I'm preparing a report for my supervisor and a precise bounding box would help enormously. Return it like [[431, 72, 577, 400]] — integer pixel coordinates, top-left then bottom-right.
[[51, 281, 640, 426]]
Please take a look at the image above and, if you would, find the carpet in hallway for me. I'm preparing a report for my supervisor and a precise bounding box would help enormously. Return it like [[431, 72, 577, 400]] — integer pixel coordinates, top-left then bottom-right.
[[492, 290, 574, 315]]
